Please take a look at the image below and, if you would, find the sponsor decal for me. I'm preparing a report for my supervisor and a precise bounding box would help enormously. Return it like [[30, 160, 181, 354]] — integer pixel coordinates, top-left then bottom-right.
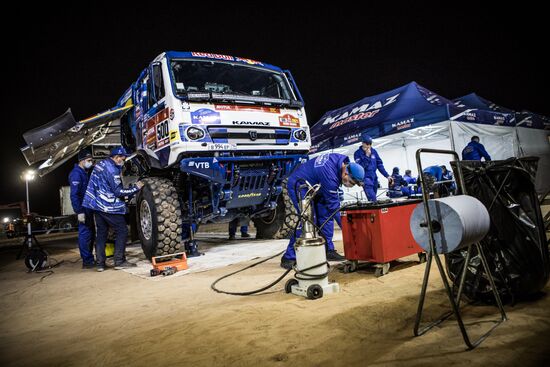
[[188, 161, 210, 169], [169, 130, 179, 142], [321, 93, 400, 129], [190, 52, 264, 66], [191, 108, 221, 124], [169, 108, 175, 120], [279, 114, 300, 127], [235, 57, 264, 66], [215, 104, 280, 113], [232, 120, 270, 126], [191, 52, 234, 61], [237, 192, 262, 199], [344, 133, 361, 143], [314, 154, 330, 167], [144, 108, 170, 149], [391, 118, 414, 131], [463, 111, 477, 121]]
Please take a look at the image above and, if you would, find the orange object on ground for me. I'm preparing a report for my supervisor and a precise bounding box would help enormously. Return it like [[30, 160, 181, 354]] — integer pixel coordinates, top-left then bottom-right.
[[151, 252, 188, 275], [341, 200, 424, 264]]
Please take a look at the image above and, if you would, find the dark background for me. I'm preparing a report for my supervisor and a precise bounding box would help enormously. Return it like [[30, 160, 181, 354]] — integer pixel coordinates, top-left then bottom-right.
[[4, 5, 548, 215]]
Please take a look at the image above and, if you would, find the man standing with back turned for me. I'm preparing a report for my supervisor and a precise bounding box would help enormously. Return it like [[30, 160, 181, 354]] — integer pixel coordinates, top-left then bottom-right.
[[462, 135, 491, 161]]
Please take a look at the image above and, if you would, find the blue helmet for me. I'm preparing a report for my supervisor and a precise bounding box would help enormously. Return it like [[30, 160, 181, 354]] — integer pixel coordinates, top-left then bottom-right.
[[361, 133, 373, 144], [347, 162, 365, 184], [110, 146, 128, 157]]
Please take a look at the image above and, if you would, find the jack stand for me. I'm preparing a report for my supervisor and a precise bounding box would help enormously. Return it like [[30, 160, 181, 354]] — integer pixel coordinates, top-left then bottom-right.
[[285, 182, 339, 300], [184, 224, 203, 258]]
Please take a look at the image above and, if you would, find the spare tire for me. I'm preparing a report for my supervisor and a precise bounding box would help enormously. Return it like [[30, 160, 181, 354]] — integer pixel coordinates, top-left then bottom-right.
[[254, 180, 299, 239], [136, 177, 182, 260]]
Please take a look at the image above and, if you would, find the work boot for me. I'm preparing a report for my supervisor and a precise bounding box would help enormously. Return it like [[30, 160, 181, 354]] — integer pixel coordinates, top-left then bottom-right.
[[114, 261, 137, 270], [280, 257, 296, 270], [82, 262, 95, 269], [241, 232, 251, 238], [229, 234, 236, 240], [326, 250, 346, 262]]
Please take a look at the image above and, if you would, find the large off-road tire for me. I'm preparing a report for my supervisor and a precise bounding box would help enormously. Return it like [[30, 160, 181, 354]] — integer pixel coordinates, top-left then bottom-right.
[[136, 177, 182, 260], [253, 180, 299, 239]]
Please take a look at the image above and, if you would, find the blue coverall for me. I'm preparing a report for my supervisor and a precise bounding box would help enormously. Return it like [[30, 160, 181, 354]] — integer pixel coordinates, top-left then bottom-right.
[[402, 174, 417, 196], [68, 164, 95, 266], [461, 141, 491, 161], [388, 172, 407, 198], [354, 147, 389, 201], [441, 170, 456, 194], [83, 158, 140, 266], [282, 153, 349, 261]]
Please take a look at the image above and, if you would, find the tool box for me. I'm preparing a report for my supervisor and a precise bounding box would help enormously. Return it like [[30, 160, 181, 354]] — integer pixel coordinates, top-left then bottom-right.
[[340, 199, 425, 276], [150, 252, 188, 277]]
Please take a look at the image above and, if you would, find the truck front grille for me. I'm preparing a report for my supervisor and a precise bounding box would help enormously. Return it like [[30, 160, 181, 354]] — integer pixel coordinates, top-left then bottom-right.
[[208, 126, 290, 145]]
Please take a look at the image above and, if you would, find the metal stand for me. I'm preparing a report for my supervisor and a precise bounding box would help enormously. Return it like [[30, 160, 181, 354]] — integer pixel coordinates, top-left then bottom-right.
[[413, 148, 507, 350], [16, 231, 40, 260]]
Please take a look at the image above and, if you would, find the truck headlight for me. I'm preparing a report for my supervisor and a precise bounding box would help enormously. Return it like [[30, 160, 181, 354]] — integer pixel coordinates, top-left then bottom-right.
[[293, 129, 307, 141], [186, 127, 205, 140]]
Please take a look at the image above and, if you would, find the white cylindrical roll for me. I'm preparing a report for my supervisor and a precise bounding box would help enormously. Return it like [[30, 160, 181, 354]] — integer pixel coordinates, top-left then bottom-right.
[[410, 195, 490, 254]]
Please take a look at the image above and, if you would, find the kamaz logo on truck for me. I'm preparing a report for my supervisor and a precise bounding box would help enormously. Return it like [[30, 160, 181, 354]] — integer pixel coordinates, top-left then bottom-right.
[[232, 121, 270, 126], [188, 161, 210, 169]]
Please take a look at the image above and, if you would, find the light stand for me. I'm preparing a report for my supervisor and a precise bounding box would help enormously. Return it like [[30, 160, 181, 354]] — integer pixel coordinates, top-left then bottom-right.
[[17, 170, 45, 270]]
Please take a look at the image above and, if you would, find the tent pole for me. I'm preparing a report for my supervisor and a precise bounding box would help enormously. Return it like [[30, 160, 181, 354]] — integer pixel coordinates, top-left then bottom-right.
[[448, 120, 456, 152]]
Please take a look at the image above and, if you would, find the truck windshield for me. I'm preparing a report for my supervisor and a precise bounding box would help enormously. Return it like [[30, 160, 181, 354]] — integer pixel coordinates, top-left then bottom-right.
[[170, 59, 301, 106]]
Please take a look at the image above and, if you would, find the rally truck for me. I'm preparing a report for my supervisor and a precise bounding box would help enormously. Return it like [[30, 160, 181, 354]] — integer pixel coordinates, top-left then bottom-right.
[[20, 51, 309, 258]]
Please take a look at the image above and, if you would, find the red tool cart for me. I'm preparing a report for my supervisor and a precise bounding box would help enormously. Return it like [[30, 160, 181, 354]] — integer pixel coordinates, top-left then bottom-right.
[[340, 199, 425, 276]]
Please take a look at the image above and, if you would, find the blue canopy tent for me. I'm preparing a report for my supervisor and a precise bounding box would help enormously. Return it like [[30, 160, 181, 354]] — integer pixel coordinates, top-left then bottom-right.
[[310, 83, 548, 200], [310, 81, 454, 153]]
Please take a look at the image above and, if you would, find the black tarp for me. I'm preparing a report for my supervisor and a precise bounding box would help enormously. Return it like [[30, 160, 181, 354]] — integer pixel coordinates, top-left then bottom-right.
[[447, 158, 549, 303]]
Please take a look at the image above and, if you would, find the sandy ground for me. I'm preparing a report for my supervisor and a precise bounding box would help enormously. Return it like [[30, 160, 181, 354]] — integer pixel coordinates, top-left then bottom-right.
[[0, 227, 549, 367]]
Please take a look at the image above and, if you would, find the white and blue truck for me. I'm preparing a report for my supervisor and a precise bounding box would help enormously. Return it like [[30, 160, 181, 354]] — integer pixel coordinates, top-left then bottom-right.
[[21, 51, 310, 259]]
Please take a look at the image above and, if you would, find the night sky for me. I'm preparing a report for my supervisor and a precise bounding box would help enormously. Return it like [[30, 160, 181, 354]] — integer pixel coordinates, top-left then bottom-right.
[[6, 5, 548, 216]]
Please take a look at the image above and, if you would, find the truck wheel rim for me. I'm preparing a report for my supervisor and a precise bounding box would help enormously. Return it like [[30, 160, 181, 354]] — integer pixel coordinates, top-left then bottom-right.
[[140, 200, 153, 241]]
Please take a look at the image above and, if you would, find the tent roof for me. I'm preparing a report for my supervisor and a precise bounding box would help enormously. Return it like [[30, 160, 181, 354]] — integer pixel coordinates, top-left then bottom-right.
[[453, 93, 515, 114], [310, 82, 452, 151]]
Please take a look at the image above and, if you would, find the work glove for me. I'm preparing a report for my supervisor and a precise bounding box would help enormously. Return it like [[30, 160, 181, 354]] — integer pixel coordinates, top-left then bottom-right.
[[78, 213, 85, 223]]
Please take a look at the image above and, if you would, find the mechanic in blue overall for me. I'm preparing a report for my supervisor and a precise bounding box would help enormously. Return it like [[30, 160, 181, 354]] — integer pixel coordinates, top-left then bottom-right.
[[280, 153, 365, 269], [83, 147, 144, 272], [402, 169, 417, 196], [440, 165, 456, 195], [420, 165, 451, 197], [387, 167, 408, 198], [461, 136, 491, 161], [69, 149, 95, 269], [353, 134, 393, 202], [228, 219, 250, 240]]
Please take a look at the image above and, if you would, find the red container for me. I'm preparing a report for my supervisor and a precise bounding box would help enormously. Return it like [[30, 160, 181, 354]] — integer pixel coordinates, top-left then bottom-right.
[[341, 200, 424, 264]]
